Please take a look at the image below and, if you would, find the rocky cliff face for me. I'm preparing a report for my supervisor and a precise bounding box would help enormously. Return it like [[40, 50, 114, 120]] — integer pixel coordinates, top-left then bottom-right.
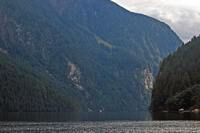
[[68, 61, 83, 91], [144, 66, 154, 90]]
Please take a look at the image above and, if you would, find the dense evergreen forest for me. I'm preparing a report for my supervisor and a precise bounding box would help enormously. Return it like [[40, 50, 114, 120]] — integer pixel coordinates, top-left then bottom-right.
[[151, 36, 200, 111], [0, 53, 77, 112]]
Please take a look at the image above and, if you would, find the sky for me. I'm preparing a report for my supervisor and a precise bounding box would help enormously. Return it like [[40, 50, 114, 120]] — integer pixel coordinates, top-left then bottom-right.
[[112, 0, 200, 42]]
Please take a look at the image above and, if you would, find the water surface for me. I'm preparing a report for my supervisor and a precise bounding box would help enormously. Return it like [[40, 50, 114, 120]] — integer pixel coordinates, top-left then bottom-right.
[[0, 112, 151, 122], [1, 112, 200, 132], [1, 121, 200, 132], [1, 111, 200, 122]]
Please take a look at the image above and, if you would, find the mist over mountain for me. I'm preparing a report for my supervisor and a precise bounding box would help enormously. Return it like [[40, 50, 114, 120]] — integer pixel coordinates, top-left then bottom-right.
[[0, 0, 181, 112]]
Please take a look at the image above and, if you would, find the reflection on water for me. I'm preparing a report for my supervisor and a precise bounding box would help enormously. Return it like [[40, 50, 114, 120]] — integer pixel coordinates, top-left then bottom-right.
[[0, 112, 151, 122], [152, 112, 200, 120], [1, 111, 200, 122]]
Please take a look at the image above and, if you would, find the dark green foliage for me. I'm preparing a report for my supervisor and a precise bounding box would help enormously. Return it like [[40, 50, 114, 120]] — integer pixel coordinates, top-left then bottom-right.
[[151, 36, 200, 111], [166, 85, 200, 110], [0, 53, 77, 112], [0, 0, 181, 112]]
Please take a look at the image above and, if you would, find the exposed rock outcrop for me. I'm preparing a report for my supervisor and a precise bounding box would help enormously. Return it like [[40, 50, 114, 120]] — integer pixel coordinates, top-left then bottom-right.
[[144, 65, 153, 90], [68, 61, 84, 91]]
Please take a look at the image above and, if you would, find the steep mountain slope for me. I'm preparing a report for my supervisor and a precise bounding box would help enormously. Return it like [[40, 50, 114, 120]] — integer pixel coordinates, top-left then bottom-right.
[[49, 0, 182, 111], [0, 52, 76, 112], [50, 0, 181, 70], [151, 36, 200, 111], [0, 0, 181, 112]]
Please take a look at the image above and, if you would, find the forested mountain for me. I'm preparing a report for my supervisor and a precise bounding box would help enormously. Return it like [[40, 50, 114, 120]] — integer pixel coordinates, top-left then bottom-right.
[[151, 36, 200, 111], [0, 52, 76, 112], [0, 0, 181, 112]]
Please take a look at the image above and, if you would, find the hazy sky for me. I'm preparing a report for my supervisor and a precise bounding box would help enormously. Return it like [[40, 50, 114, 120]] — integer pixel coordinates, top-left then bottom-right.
[[112, 0, 200, 42]]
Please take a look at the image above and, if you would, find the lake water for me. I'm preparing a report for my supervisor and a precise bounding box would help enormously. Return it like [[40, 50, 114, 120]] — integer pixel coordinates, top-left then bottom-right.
[[1, 121, 200, 132], [1, 112, 200, 132]]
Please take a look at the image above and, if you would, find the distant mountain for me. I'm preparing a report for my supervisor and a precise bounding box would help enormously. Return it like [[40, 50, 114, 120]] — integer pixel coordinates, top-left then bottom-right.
[[151, 36, 200, 112], [0, 0, 181, 112]]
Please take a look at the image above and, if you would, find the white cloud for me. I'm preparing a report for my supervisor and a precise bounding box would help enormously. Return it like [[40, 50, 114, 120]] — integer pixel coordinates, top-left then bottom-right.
[[112, 0, 200, 42]]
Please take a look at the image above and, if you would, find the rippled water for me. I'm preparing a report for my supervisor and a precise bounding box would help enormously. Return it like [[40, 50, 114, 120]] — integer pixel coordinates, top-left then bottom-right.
[[1, 112, 200, 132], [1, 121, 200, 133]]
